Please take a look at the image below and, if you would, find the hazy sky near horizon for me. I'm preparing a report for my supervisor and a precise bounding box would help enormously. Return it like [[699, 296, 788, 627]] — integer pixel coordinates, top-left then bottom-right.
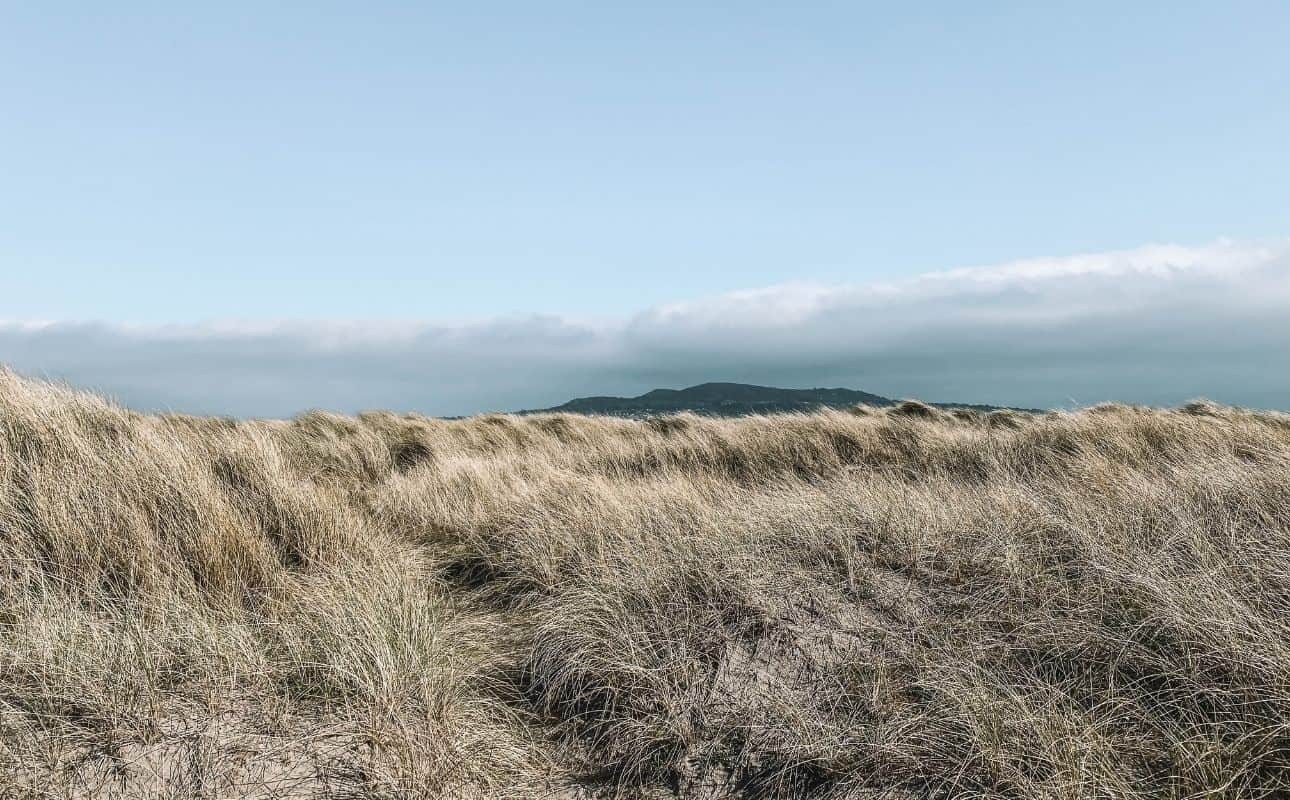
[[2, 3, 1288, 414], [4, 240, 1288, 415]]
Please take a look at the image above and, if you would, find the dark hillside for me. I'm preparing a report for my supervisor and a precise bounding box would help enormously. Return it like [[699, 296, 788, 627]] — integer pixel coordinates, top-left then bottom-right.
[[528, 381, 1035, 417]]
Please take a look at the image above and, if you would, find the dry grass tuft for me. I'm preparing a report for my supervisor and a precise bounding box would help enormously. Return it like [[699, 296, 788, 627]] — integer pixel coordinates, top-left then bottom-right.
[[1, 369, 1287, 797]]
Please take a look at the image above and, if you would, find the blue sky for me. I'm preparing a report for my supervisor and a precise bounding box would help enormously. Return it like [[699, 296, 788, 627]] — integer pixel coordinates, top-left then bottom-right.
[[1, 3, 1288, 413], [4, 1, 1287, 323]]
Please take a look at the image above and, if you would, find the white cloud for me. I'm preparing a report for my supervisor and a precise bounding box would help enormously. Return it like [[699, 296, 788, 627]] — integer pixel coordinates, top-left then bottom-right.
[[2, 239, 1287, 415]]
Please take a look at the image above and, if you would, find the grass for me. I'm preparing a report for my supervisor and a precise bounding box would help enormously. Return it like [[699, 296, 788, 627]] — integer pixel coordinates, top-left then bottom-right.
[[1, 368, 1288, 798]]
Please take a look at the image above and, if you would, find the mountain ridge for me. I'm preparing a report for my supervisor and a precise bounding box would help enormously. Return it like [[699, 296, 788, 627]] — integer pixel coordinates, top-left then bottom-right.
[[522, 382, 1039, 418]]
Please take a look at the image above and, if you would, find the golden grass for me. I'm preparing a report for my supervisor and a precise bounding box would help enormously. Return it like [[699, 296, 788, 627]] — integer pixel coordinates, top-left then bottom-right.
[[1, 368, 1287, 798]]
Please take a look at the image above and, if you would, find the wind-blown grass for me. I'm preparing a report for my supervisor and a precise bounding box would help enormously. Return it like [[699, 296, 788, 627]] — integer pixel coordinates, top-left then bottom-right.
[[1, 369, 1287, 797]]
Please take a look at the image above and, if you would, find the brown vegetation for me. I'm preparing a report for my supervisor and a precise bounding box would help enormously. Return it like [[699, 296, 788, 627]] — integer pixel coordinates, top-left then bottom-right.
[[1, 369, 1288, 798]]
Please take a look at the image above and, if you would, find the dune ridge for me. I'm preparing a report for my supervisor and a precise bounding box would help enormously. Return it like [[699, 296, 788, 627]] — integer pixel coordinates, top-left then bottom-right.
[[1, 370, 1287, 797]]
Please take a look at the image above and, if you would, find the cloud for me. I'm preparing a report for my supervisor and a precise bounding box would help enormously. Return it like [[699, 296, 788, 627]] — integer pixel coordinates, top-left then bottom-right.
[[2, 239, 1287, 416]]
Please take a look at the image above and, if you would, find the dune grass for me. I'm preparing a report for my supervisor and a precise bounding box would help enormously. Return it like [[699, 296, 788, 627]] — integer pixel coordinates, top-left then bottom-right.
[[0, 369, 1287, 798]]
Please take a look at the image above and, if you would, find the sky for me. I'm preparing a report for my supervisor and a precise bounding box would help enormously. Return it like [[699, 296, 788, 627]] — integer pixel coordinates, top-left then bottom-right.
[[1, 2, 1288, 415]]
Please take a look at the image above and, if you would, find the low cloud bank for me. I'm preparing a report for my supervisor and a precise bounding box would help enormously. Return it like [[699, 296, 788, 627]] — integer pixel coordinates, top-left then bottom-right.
[[3, 240, 1287, 416]]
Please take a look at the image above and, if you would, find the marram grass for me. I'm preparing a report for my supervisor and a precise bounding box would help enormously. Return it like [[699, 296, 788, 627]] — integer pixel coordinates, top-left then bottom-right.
[[1, 370, 1287, 798]]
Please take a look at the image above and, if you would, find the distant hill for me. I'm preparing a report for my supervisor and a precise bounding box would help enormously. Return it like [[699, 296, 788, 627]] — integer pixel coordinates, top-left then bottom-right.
[[523, 382, 1037, 418]]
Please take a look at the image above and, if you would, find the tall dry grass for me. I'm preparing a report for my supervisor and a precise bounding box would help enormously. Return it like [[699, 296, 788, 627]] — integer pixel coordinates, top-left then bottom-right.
[[0, 369, 1287, 798]]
